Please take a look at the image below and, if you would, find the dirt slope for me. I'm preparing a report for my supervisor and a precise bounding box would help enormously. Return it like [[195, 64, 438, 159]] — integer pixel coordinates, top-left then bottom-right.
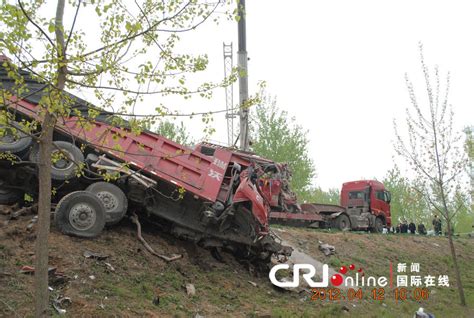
[[0, 215, 473, 317]]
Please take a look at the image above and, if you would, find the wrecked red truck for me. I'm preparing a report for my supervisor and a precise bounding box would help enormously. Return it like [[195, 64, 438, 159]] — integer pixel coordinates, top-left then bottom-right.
[[0, 65, 290, 260], [195, 143, 392, 232]]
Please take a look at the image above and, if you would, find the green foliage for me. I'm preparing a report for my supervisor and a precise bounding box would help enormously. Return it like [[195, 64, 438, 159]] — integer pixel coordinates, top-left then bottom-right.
[[465, 127, 474, 162], [0, 0, 236, 130], [23, 193, 33, 203], [251, 93, 315, 198], [382, 165, 429, 225], [305, 187, 340, 204], [382, 165, 473, 233], [155, 120, 193, 146], [450, 189, 474, 233], [0, 0, 237, 187]]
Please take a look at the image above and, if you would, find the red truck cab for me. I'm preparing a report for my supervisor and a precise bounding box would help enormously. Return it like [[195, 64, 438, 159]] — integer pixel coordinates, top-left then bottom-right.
[[340, 180, 392, 230]]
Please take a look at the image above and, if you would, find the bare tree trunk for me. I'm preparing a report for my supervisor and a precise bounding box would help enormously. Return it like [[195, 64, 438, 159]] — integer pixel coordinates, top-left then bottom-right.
[[34, 1, 66, 316], [34, 114, 55, 317], [445, 210, 466, 306]]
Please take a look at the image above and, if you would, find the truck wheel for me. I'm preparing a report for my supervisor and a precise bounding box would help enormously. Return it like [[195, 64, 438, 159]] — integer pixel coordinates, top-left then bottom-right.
[[0, 178, 21, 204], [54, 191, 106, 238], [85, 182, 128, 225], [373, 217, 384, 233], [0, 121, 32, 155], [30, 141, 84, 181], [335, 214, 351, 231]]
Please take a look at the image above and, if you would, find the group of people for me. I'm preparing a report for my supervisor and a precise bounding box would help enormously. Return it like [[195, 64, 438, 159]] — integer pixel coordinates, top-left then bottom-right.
[[387, 215, 443, 235]]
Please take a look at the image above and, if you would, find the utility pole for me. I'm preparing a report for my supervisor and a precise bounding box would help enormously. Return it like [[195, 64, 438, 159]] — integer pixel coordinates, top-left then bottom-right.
[[237, 0, 249, 151], [223, 43, 235, 146]]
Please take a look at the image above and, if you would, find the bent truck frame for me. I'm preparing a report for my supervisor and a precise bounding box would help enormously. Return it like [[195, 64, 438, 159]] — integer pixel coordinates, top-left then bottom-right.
[[195, 142, 392, 232]]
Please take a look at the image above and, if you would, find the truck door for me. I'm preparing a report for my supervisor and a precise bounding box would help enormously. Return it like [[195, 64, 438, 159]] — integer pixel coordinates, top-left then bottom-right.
[[373, 189, 390, 220]]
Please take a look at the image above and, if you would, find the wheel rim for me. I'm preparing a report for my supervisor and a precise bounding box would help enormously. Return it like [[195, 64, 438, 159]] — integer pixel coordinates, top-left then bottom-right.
[[337, 216, 350, 230], [96, 191, 118, 212], [69, 203, 97, 231], [341, 219, 349, 229], [52, 149, 74, 170]]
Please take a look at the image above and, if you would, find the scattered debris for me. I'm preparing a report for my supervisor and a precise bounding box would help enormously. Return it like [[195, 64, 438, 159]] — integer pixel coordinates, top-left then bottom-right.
[[414, 307, 435, 318], [11, 204, 37, 219], [0, 203, 19, 215], [89, 275, 96, 280], [318, 242, 336, 256], [19, 265, 57, 275], [26, 216, 38, 231], [341, 305, 350, 312], [247, 281, 258, 287], [432, 243, 440, 247], [194, 314, 204, 318], [83, 250, 116, 273], [19, 266, 69, 286], [152, 288, 161, 306], [185, 283, 196, 296], [130, 213, 182, 262], [83, 250, 109, 260], [52, 295, 72, 315], [104, 262, 115, 272], [98, 297, 108, 309]]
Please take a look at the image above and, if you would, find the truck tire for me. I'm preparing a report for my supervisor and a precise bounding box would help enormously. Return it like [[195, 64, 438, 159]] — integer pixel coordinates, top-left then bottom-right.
[[30, 141, 84, 181], [335, 214, 351, 231], [0, 178, 21, 204], [85, 182, 128, 225], [0, 121, 32, 155], [373, 217, 384, 233], [54, 191, 106, 238]]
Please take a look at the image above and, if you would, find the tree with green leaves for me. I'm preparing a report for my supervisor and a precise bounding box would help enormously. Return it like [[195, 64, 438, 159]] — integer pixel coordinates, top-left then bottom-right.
[[394, 44, 468, 306], [450, 189, 473, 233], [305, 186, 340, 205], [250, 93, 315, 199], [155, 120, 193, 146], [0, 1, 234, 315], [382, 165, 429, 225]]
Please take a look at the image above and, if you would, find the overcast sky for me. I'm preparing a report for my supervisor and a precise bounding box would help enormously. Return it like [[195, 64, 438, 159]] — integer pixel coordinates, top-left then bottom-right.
[[66, 1, 473, 191]]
